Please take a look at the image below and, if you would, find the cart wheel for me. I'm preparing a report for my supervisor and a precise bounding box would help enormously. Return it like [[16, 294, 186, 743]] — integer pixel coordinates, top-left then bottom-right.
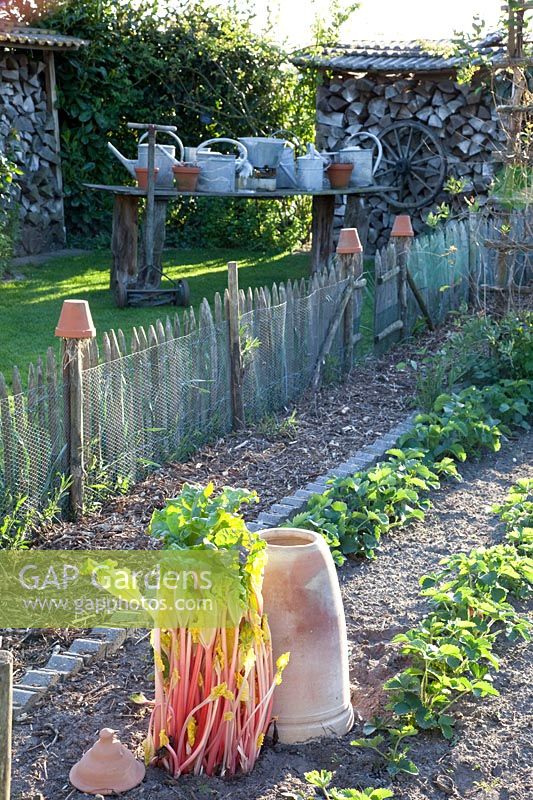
[[374, 121, 447, 210], [177, 279, 190, 307]]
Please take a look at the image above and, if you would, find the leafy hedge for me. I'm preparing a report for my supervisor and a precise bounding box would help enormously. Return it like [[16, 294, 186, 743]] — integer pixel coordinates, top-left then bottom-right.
[[36, 0, 316, 249]]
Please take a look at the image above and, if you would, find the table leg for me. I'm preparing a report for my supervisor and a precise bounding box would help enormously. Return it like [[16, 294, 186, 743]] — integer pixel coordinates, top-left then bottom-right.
[[344, 195, 370, 251], [111, 195, 138, 308], [311, 195, 335, 273]]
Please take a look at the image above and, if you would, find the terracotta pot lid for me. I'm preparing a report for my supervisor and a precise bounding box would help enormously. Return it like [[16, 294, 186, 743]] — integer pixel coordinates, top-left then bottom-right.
[[391, 214, 414, 237], [336, 227, 363, 254], [55, 300, 96, 339], [69, 728, 145, 796]]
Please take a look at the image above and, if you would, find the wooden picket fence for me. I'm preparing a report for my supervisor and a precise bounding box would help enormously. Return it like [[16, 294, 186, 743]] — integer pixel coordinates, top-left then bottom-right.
[[2, 210, 529, 518], [374, 209, 533, 349], [0, 256, 364, 516]]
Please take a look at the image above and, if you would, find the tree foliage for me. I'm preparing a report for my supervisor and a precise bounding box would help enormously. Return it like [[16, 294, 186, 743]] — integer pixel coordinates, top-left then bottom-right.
[[29, 0, 318, 249]]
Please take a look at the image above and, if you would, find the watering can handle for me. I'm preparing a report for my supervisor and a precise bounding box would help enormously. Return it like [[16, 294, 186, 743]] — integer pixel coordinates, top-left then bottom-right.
[[127, 122, 177, 132], [343, 132, 383, 175], [270, 129, 302, 150], [139, 130, 184, 162], [197, 138, 248, 169]]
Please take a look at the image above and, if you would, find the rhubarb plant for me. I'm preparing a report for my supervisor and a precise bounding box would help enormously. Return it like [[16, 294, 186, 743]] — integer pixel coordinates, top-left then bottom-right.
[[144, 483, 289, 776]]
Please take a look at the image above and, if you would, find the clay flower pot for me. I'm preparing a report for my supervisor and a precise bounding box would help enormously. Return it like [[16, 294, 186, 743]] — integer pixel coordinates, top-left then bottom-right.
[[326, 162, 353, 189], [336, 227, 363, 254], [69, 728, 145, 795], [172, 163, 201, 192], [135, 166, 159, 190], [391, 214, 414, 237], [260, 528, 354, 743], [55, 299, 96, 339]]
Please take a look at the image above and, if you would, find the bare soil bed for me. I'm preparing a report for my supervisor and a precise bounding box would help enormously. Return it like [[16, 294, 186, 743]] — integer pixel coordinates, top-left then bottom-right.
[[10, 432, 533, 800]]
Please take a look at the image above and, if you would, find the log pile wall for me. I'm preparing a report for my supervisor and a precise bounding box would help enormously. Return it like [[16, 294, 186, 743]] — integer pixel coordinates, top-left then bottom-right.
[[316, 72, 507, 251], [0, 50, 66, 255]]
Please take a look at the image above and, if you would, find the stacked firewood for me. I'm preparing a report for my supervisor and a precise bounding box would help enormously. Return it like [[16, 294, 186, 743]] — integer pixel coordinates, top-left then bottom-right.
[[316, 73, 507, 250], [0, 52, 66, 255]]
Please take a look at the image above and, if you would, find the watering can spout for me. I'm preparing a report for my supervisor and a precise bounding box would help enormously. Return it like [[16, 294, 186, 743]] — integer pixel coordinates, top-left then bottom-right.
[[107, 142, 137, 178]]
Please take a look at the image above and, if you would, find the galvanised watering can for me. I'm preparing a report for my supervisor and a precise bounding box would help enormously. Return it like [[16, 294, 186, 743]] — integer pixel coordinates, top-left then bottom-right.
[[108, 130, 184, 188], [336, 132, 383, 187]]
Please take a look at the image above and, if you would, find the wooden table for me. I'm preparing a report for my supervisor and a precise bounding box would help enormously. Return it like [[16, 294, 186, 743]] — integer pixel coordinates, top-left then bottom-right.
[[85, 183, 391, 306]]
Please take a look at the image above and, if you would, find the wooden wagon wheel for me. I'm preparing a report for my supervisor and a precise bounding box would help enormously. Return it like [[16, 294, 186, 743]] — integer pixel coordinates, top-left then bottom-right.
[[374, 121, 447, 210]]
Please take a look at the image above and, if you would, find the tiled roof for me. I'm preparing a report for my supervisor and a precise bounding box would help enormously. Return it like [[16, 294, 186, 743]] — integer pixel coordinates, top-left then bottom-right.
[[0, 26, 88, 50], [292, 33, 507, 74]]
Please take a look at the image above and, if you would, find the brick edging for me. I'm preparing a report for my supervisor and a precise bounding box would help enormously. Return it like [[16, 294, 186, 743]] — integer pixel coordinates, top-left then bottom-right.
[[247, 412, 417, 532]]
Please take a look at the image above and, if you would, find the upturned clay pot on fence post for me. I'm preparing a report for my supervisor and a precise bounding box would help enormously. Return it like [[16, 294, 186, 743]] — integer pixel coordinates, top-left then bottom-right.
[[390, 214, 435, 333], [259, 528, 354, 743], [55, 299, 96, 517]]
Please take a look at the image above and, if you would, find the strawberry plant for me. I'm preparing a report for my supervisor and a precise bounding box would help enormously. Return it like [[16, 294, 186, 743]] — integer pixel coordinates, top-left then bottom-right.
[[493, 478, 533, 555], [302, 770, 394, 800], [353, 481, 532, 779]]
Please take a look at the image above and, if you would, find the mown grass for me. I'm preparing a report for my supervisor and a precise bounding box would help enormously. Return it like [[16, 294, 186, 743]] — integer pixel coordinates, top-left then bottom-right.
[[0, 248, 375, 383]]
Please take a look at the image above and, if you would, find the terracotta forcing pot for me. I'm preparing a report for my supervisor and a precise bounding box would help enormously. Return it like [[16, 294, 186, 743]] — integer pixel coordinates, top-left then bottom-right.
[[172, 163, 201, 192], [260, 528, 354, 743], [135, 166, 159, 190], [326, 162, 354, 189], [69, 728, 145, 795]]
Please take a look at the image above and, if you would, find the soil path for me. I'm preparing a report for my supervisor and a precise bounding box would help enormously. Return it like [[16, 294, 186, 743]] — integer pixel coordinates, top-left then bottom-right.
[[10, 432, 533, 800]]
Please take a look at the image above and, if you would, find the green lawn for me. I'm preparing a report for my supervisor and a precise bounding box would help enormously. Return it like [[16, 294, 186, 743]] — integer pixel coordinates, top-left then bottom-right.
[[0, 248, 312, 382]]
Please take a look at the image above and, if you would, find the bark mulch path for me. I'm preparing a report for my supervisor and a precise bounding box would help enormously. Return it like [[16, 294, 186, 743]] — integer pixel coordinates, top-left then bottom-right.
[[10, 432, 533, 800], [35, 331, 441, 552]]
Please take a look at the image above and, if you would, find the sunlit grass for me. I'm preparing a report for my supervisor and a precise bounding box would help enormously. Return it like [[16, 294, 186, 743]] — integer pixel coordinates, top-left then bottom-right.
[[0, 247, 375, 385], [0, 248, 312, 382]]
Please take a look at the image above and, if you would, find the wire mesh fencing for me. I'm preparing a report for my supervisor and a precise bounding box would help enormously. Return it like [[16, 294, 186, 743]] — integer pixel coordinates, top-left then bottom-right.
[[373, 209, 532, 352], [0, 351, 66, 514]]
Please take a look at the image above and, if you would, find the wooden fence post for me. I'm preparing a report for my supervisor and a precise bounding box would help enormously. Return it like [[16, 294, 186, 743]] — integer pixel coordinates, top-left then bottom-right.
[[391, 215, 435, 333], [390, 215, 413, 337], [468, 210, 479, 307], [227, 262, 245, 429], [0, 650, 13, 800], [336, 227, 364, 372], [55, 300, 96, 517]]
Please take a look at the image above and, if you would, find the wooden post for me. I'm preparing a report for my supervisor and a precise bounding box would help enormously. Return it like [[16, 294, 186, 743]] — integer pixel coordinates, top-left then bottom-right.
[[391, 215, 435, 333], [55, 300, 96, 517], [227, 262, 244, 429], [43, 50, 66, 246], [311, 195, 335, 273], [467, 210, 479, 307], [111, 195, 139, 308], [0, 650, 13, 800], [336, 228, 364, 372]]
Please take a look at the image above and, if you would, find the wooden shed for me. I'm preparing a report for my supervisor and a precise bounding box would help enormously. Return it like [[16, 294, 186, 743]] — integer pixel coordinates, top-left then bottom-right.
[[0, 26, 88, 255], [294, 34, 511, 250]]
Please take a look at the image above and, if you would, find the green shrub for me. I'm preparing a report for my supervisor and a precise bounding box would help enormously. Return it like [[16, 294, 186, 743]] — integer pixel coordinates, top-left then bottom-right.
[[35, 0, 316, 249], [415, 312, 533, 409]]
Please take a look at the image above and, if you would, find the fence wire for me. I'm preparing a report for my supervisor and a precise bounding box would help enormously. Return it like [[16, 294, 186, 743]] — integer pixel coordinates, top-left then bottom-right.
[[241, 277, 350, 422], [0, 373, 66, 513], [82, 322, 232, 485]]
